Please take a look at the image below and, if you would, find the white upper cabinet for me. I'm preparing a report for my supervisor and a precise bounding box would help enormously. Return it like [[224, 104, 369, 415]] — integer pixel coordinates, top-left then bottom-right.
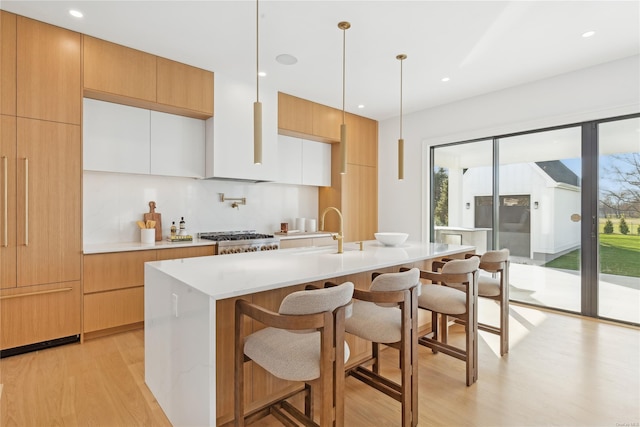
[[302, 139, 331, 186], [206, 73, 278, 182], [276, 134, 331, 187], [83, 98, 150, 174], [150, 111, 205, 178], [83, 99, 205, 177], [278, 135, 302, 184]]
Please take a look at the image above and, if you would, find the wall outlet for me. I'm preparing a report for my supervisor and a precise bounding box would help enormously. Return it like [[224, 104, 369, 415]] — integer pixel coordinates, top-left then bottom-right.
[[172, 293, 179, 317]]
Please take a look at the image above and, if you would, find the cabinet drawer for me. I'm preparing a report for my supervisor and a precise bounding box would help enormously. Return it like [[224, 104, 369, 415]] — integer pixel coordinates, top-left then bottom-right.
[[156, 246, 214, 260], [1, 281, 81, 350], [83, 287, 143, 333], [83, 250, 157, 293]]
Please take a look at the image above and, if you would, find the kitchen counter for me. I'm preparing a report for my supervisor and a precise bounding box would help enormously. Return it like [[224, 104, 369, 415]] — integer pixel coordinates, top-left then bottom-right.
[[274, 231, 333, 240], [83, 237, 216, 254], [144, 240, 475, 426]]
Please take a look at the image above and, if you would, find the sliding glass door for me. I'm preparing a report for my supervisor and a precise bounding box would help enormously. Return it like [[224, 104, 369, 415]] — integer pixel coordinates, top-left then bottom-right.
[[430, 114, 639, 325], [497, 127, 582, 313], [597, 117, 640, 324]]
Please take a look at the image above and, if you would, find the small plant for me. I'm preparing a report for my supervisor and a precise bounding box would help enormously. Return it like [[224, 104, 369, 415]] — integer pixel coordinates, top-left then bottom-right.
[[603, 219, 614, 234], [619, 217, 629, 235]]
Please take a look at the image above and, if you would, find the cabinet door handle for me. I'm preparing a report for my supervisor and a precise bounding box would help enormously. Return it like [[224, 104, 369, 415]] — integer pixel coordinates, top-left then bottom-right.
[[24, 157, 28, 247], [2, 155, 7, 247]]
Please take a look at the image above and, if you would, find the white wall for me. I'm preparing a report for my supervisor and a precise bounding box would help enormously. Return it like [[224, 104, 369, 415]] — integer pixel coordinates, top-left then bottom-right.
[[83, 171, 319, 245], [378, 55, 640, 242]]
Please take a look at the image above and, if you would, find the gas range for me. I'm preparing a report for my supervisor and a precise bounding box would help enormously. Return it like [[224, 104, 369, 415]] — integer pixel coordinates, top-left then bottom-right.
[[198, 231, 280, 255]]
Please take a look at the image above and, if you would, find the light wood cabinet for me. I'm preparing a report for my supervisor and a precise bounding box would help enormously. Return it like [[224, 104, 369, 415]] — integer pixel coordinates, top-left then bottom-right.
[[83, 36, 213, 119], [16, 16, 81, 125], [346, 112, 378, 167], [1, 281, 81, 349], [277, 92, 313, 135], [319, 115, 379, 243], [157, 57, 214, 117], [312, 102, 342, 142], [83, 35, 157, 104], [1, 11, 16, 116], [343, 164, 378, 242], [84, 250, 157, 293], [83, 245, 215, 338], [0, 15, 83, 352], [0, 117, 81, 290], [155, 245, 214, 260], [278, 92, 343, 143], [16, 118, 82, 286], [0, 116, 17, 289]]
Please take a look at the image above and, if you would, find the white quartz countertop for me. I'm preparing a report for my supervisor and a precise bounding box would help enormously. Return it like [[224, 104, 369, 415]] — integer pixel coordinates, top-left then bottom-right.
[[145, 240, 475, 300], [84, 238, 216, 254]]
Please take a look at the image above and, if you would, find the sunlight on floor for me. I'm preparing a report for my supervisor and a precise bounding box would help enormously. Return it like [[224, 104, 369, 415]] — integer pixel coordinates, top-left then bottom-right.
[[477, 299, 548, 357]]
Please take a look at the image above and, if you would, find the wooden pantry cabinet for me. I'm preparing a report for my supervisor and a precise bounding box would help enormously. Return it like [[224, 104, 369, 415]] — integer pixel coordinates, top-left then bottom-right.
[[83, 35, 214, 119], [82, 246, 214, 339], [16, 16, 81, 125], [0, 14, 82, 351], [1, 11, 16, 116]]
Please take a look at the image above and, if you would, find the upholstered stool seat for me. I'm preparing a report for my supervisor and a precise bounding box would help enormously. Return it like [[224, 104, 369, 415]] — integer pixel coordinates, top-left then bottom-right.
[[419, 284, 467, 315], [245, 328, 351, 382]]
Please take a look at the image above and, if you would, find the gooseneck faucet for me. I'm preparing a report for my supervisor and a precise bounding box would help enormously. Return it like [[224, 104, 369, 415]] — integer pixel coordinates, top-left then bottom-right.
[[320, 206, 344, 254]]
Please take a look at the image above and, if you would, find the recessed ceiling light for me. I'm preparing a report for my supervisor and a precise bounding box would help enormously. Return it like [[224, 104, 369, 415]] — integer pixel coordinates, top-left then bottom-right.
[[357, 104, 365, 109], [258, 71, 266, 77], [276, 54, 298, 65], [69, 9, 83, 18], [441, 77, 450, 82], [582, 30, 595, 38]]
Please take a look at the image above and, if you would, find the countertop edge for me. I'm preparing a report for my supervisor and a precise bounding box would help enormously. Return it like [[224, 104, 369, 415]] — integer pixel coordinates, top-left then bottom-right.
[[84, 238, 217, 255]]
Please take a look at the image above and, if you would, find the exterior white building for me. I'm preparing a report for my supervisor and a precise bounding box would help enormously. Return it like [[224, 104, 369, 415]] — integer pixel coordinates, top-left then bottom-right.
[[456, 161, 581, 260]]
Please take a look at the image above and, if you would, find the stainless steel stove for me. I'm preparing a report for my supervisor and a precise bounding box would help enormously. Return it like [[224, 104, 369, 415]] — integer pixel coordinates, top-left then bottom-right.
[[198, 230, 279, 255]]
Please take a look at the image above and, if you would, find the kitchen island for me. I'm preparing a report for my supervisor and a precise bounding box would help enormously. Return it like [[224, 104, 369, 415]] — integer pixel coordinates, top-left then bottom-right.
[[144, 240, 474, 426]]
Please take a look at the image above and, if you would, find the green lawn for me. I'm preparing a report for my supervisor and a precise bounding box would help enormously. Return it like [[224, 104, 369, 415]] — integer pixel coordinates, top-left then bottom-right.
[[544, 233, 640, 277]]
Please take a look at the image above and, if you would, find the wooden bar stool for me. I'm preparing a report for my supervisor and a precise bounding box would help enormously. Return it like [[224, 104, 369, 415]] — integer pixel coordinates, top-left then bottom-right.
[[405, 257, 480, 386], [465, 249, 511, 355], [340, 268, 421, 427], [234, 282, 354, 427]]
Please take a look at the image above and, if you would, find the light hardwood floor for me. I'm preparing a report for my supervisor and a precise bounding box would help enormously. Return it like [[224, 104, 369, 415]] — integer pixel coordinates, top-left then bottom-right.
[[1, 302, 638, 426]]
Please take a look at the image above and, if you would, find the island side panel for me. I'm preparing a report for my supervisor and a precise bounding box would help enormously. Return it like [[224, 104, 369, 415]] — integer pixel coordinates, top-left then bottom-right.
[[145, 264, 216, 427]]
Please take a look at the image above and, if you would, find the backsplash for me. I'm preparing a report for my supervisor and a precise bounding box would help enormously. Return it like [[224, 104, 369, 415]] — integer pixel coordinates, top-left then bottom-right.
[[83, 171, 319, 245]]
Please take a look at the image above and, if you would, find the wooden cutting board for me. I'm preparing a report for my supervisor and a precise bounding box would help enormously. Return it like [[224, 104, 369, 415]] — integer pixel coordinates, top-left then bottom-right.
[[143, 201, 162, 241]]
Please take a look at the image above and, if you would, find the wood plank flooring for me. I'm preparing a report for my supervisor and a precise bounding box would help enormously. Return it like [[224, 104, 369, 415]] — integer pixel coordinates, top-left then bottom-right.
[[1, 303, 638, 426]]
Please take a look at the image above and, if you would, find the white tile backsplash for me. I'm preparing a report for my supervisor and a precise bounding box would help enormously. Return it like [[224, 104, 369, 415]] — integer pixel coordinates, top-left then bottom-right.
[[83, 171, 319, 245]]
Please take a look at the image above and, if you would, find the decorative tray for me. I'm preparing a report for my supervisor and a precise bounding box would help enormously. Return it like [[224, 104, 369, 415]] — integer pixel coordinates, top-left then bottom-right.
[[166, 235, 193, 242]]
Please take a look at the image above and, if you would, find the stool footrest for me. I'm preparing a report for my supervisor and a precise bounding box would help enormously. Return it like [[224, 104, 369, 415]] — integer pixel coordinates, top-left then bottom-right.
[[418, 336, 467, 362], [349, 366, 402, 402]]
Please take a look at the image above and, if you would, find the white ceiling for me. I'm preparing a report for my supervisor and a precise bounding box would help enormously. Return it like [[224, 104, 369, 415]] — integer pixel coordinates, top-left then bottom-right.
[[3, 1, 639, 121]]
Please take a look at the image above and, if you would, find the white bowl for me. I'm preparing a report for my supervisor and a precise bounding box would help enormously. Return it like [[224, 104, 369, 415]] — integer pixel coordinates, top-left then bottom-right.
[[375, 232, 408, 246]]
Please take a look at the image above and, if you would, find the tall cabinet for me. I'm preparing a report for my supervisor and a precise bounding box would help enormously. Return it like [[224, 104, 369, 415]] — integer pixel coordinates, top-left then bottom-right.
[[278, 92, 378, 242], [1, 13, 82, 351]]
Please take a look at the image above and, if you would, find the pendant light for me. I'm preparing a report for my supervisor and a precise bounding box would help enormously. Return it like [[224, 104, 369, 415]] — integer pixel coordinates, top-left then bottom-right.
[[396, 54, 406, 180], [338, 21, 350, 175], [253, 0, 262, 165]]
